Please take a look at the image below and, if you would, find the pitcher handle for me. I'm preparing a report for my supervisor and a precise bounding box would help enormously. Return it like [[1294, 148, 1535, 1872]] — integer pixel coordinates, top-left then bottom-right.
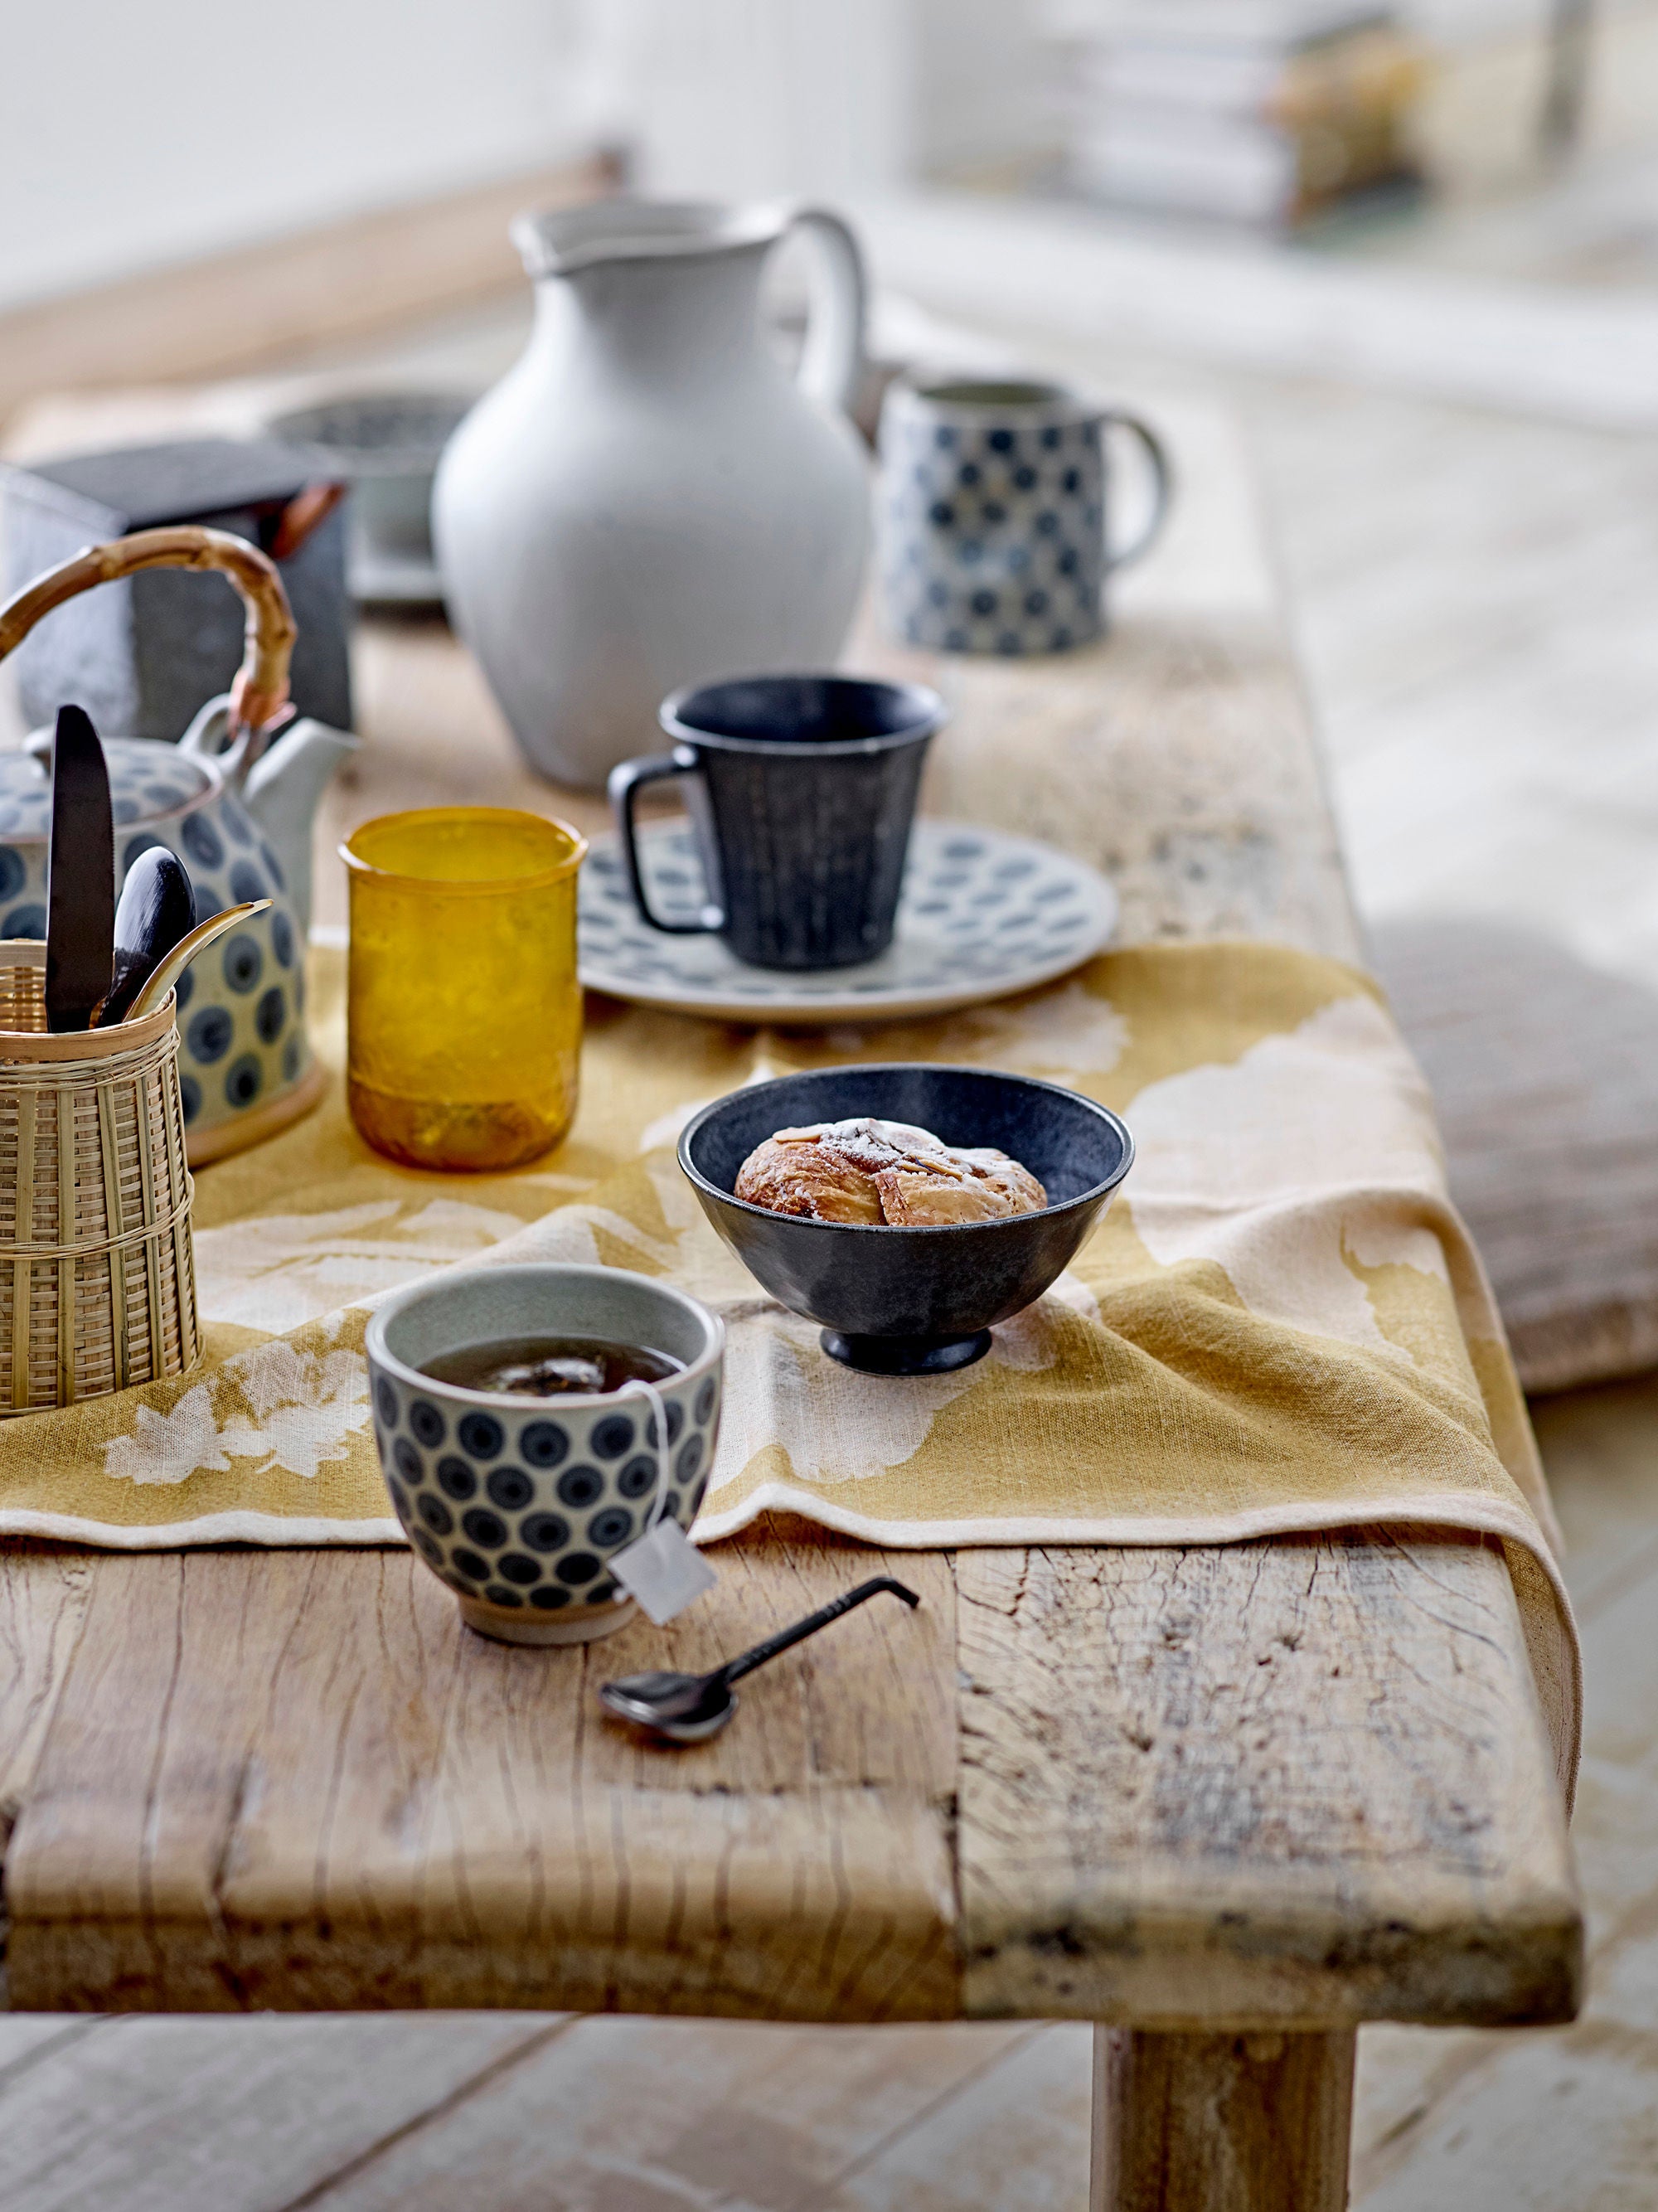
[[789, 206, 867, 420], [1099, 410, 1174, 574], [608, 751, 725, 936]]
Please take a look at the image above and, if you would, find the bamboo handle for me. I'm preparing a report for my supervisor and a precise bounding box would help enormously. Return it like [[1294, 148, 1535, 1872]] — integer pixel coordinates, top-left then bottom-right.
[[0, 525, 297, 737]]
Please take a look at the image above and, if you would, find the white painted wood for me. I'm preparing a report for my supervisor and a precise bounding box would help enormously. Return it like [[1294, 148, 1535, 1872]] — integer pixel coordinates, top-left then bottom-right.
[[0, 2015, 565, 2212], [238, 2016, 1040, 2211], [836, 2025, 1093, 2212], [0, 2016, 99, 2083]]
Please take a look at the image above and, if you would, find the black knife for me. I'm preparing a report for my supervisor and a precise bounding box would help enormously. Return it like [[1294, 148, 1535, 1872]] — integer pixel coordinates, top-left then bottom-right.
[[45, 704, 114, 1032]]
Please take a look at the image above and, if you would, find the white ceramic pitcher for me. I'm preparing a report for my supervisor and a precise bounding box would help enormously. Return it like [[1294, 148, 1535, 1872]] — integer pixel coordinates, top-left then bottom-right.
[[434, 199, 871, 789]]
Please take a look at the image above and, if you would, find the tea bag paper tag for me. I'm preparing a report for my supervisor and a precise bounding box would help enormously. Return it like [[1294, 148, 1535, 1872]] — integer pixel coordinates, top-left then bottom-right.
[[611, 1519, 718, 1626]]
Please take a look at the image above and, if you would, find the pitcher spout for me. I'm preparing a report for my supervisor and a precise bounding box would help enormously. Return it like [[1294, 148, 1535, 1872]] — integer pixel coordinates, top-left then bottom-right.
[[511, 197, 789, 281]]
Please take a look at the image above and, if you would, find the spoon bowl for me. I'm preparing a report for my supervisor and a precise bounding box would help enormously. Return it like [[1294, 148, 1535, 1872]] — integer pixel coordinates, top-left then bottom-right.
[[598, 1575, 919, 1745], [95, 846, 195, 1026], [599, 1671, 739, 1743]]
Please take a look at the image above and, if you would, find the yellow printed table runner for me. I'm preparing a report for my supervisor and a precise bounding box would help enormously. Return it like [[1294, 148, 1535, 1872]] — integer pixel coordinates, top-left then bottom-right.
[[0, 943, 1578, 1783]]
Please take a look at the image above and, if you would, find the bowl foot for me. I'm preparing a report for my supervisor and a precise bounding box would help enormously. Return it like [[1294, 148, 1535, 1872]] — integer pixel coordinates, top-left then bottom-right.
[[819, 1328, 992, 1375], [458, 1593, 637, 1646]]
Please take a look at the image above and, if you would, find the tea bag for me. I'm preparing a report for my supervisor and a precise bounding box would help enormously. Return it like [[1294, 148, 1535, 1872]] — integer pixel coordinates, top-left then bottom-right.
[[608, 1378, 717, 1626], [611, 1516, 718, 1626]]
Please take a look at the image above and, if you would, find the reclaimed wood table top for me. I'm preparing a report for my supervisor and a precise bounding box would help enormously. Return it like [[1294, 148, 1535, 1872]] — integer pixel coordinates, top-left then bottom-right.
[[0, 396, 1580, 2030]]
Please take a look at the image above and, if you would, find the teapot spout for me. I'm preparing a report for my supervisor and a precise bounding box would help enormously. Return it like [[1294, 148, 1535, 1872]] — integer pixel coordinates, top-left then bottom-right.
[[242, 717, 357, 934]]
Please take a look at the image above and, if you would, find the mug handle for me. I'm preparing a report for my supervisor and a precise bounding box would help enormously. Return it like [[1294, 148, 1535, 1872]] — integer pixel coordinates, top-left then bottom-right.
[[788, 206, 867, 420], [1099, 410, 1174, 574], [607, 751, 725, 936]]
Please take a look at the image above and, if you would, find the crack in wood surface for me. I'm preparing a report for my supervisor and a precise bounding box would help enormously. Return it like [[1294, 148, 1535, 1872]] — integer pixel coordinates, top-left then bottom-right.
[[957, 1530, 1576, 2026]]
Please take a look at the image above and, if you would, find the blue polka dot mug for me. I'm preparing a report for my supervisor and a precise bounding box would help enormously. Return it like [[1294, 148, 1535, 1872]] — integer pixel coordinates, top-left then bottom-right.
[[877, 376, 1171, 656], [366, 1263, 725, 1648]]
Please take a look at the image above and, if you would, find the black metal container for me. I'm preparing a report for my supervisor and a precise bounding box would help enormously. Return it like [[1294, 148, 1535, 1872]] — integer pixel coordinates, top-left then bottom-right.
[[0, 439, 351, 740]]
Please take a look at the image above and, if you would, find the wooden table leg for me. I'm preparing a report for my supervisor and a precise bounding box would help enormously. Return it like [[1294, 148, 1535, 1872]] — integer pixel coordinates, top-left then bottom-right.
[[1091, 2025, 1356, 2212]]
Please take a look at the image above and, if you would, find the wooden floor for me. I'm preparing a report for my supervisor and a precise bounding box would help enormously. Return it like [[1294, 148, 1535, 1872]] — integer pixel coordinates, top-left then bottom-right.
[[0, 2012, 1088, 2211]]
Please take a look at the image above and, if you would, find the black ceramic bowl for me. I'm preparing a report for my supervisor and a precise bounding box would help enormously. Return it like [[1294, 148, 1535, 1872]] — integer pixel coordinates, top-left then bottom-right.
[[678, 1065, 1133, 1374]]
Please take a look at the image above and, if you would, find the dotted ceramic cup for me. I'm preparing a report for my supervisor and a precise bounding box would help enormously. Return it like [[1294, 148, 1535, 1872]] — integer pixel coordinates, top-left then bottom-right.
[[877, 376, 1171, 656], [366, 1263, 724, 1647]]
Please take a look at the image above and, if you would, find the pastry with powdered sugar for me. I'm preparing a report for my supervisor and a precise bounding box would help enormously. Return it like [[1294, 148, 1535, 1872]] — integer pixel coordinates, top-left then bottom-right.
[[734, 1117, 1046, 1227]]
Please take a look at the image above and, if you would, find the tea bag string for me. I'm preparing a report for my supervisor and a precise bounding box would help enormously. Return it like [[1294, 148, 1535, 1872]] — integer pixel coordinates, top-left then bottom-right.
[[620, 1376, 673, 1535], [605, 1374, 720, 1627]]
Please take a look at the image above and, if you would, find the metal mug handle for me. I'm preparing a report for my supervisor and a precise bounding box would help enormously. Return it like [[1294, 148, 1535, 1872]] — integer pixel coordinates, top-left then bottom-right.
[[788, 206, 867, 420], [1099, 410, 1174, 574], [607, 750, 725, 936]]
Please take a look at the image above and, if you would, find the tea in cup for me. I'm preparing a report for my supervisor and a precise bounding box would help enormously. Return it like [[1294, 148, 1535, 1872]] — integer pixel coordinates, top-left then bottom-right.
[[366, 1263, 724, 1646]]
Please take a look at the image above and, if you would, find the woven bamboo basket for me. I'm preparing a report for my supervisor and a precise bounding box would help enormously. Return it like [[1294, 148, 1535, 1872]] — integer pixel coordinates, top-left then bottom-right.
[[0, 945, 198, 1414]]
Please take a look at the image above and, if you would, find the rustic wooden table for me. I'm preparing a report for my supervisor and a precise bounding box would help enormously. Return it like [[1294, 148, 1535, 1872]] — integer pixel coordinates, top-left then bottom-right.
[[0, 397, 1579, 2212]]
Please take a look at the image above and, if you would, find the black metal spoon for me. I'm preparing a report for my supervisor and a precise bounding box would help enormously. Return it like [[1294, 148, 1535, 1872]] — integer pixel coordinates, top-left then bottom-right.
[[599, 1576, 920, 1744], [93, 848, 196, 1026]]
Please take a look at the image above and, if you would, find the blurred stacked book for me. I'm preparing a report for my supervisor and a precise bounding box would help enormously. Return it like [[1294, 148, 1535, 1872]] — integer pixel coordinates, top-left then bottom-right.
[[1044, 1, 1426, 227]]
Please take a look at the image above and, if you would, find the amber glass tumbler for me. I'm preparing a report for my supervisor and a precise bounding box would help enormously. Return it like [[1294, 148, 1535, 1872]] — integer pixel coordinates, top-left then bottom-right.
[[342, 808, 586, 1171]]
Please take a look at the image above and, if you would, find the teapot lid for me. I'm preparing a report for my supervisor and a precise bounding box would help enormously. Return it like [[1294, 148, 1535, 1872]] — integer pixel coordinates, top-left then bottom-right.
[[0, 738, 213, 842]]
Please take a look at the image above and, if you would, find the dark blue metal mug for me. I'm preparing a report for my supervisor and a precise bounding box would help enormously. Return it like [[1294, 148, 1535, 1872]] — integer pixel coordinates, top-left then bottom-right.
[[607, 675, 946, 973]]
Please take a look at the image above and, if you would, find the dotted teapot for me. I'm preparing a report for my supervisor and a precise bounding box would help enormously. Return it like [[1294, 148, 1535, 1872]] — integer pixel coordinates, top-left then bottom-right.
[[0, 526, 356, 1162]]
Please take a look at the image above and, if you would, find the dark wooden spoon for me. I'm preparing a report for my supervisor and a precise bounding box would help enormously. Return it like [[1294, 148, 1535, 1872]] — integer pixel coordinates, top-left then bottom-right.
[[93, 848, 196, 1026]]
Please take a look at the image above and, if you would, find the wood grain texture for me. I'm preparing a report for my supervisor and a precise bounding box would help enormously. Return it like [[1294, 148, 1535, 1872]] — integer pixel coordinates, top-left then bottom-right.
[[925, 612, 1358, 961], [927, 400, 1577, 2036], [958, 1533, 1577, 2029], [0, 1542, 94, 1999], [7, 1527, 957, 2019], [0, 2012, 568, 2212], [251, 2016, 1042, 2212], [921, 393, 1360, 968], [0, 393, 1579, 2031], [1093, 2026, 1356, 2212]]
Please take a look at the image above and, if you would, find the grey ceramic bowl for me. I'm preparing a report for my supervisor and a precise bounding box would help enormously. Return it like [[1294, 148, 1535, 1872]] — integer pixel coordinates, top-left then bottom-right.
[[267, 391, 470, 604], [679, 1065, 1132, 1375], [366, 1264, 724, 1647]]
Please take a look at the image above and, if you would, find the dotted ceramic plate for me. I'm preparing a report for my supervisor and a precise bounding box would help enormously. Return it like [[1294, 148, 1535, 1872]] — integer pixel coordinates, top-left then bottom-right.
[[579, 820, 1117, 1024]]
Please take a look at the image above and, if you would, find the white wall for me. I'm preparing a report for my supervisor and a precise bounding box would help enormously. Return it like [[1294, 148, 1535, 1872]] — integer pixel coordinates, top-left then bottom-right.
[[589, 0, 1059, 200], [0, 0, 584, 310], [570, 0, 916, 202], [912, 0, 1054, 177], [0, 0, 1074, 317]]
